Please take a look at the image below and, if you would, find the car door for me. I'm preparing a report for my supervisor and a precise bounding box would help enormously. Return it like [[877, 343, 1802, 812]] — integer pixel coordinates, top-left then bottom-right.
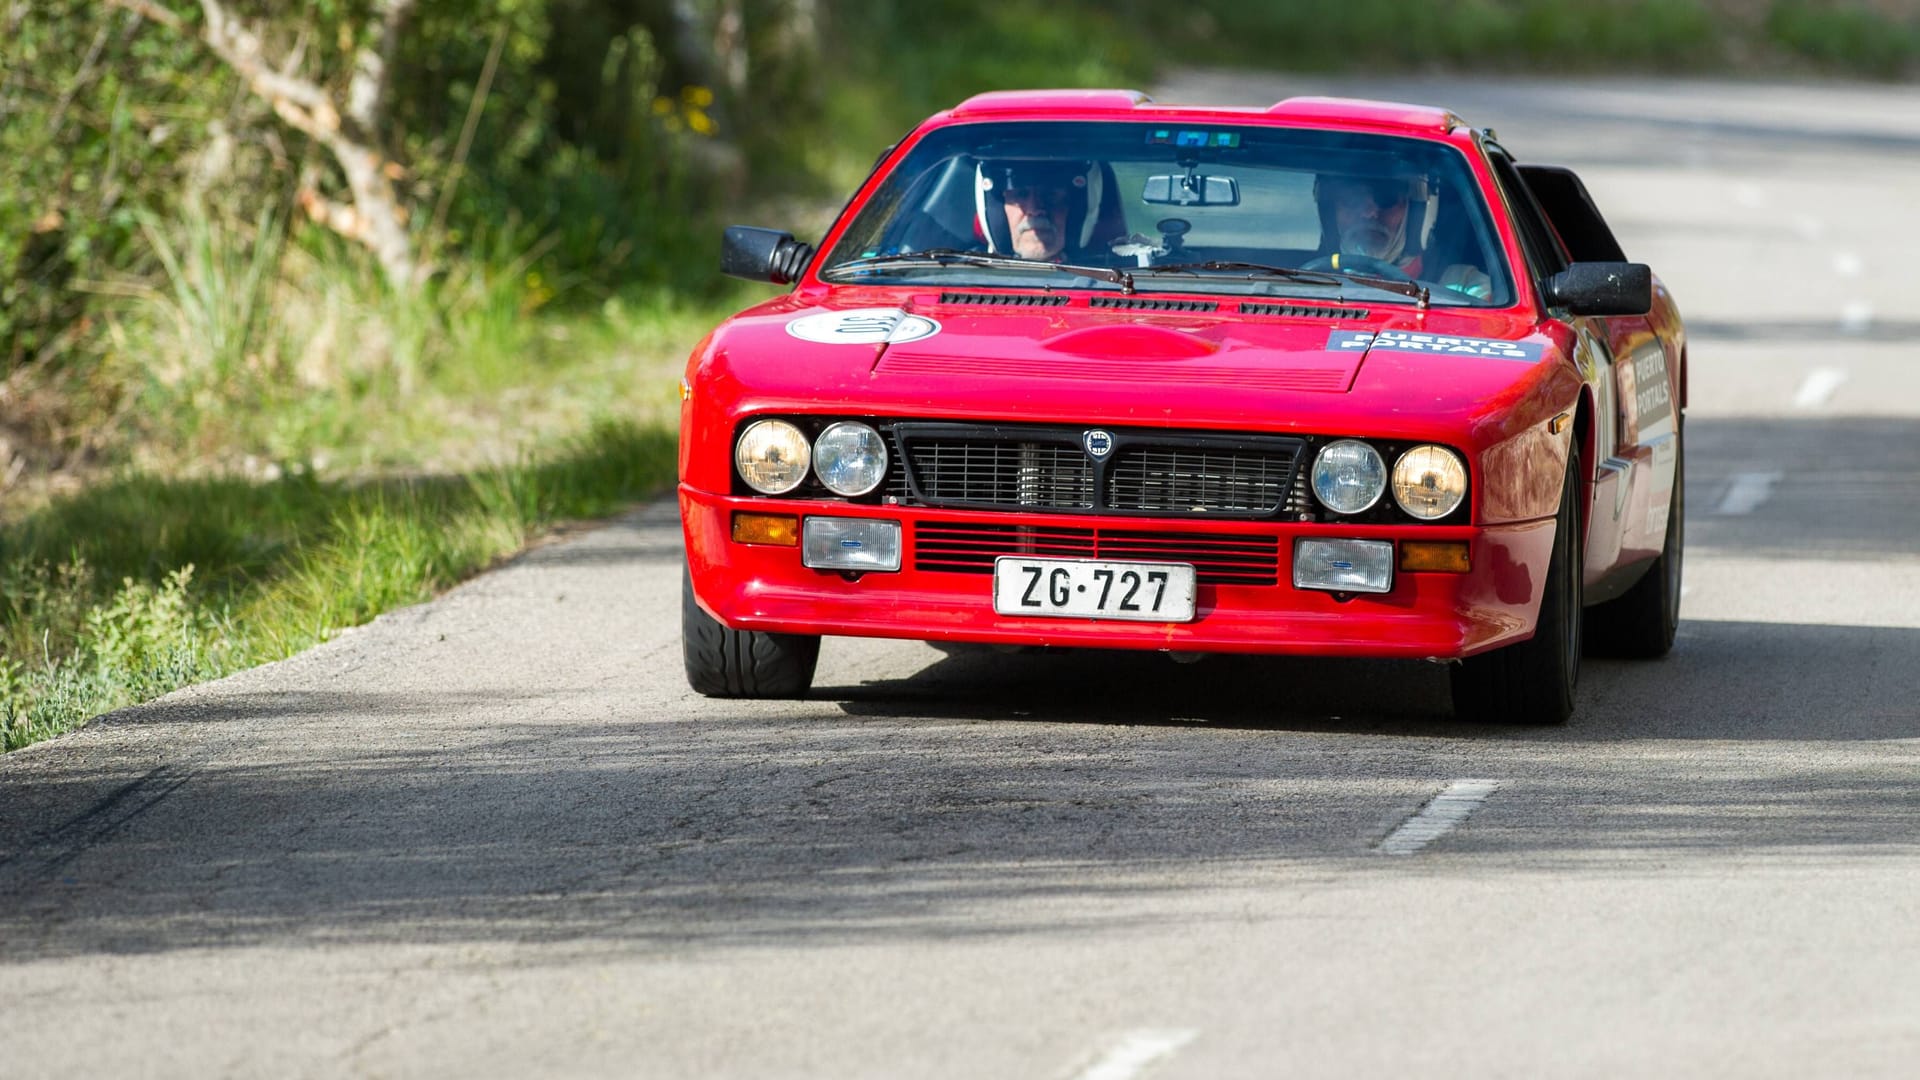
[[1518, 163, 1680, 580], [1482, 147, 1623, 585]]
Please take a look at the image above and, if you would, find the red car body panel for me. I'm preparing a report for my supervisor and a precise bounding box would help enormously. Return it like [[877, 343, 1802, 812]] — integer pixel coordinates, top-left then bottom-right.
[[679, 93, 1685, 662]]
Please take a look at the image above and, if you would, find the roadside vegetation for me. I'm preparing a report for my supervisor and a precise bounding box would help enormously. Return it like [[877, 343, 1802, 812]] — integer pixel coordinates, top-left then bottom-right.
[[4, 0, 1919, 751]]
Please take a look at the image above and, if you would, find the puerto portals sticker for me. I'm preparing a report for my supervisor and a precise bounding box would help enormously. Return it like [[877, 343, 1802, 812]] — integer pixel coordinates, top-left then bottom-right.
[[1327, 329, 1544, 362], [786, 308, 941, 345]]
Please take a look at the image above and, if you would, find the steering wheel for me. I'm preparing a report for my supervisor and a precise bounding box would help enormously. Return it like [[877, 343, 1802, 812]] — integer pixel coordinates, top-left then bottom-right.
[[1301, 253, 1415, 281]]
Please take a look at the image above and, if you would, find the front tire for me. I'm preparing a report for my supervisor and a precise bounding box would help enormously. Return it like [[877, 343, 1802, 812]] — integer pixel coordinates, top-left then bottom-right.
[[1451, 445, 1583, 725], [682, 568, 820, 698], [1585, 421, 1683, 658]]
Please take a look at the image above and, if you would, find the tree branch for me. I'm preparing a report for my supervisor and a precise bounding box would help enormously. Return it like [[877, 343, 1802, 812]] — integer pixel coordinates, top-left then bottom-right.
[[103, 0, 182, 31], [345, 0, 416, 140], [110, 0, 419, 288], [196, 0, 338, 137], [429, 22, 506, 246]]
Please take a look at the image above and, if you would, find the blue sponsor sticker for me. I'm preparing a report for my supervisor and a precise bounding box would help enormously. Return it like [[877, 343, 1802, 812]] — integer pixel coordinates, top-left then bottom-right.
[[1327, 330, 1543, 362]]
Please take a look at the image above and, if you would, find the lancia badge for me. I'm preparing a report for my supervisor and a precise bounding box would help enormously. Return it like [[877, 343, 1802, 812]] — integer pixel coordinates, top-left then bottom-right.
[[1084, 429, 1114, 459]]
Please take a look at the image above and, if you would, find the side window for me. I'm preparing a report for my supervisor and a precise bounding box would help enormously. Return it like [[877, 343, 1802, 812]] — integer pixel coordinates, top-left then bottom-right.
[[1485, 148, 1568, 284], [1517, 165, 1628, 263]]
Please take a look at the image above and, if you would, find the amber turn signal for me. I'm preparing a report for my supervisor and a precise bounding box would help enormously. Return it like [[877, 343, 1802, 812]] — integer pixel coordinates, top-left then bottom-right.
[[1399, 540, 1471, 573], [731, 512, 800, 546]]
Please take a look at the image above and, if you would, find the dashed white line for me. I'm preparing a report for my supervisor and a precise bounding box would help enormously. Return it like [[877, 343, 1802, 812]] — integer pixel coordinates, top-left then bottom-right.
[[1731, 182, 1767, 208], [1792, 215, 1826, 241], [1831, 251, 1864, 277], [1070, 1029, 1199, 1080], [1715, 472, 1782, 515], [1793, 367, 1848, 409], [1378, 779, 1500, 856], [1840, 301, 1875, 335]]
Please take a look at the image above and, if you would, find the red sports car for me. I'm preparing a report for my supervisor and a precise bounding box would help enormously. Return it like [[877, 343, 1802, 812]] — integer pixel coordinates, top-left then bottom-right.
[[679, 90, 1685, 724]]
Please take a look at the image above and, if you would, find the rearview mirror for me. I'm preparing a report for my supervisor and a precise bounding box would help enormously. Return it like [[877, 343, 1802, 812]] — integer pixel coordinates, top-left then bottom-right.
[[1141, 174, 1240, 207], [721, 225, 814, 285], [1544, 262, 1652, 317]]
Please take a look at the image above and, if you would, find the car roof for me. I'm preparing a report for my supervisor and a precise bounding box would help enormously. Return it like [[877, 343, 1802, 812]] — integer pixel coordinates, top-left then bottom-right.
[[945, 89, 1469, 139]]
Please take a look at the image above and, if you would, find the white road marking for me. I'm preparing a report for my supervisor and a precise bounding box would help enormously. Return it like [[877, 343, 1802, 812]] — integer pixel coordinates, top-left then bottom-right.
[[1840, 301, 1875, 335], [1793, 367, 1849, 409], [1831, 251, 1864, 277], [1378, 779, 1499, 856], [1070, 1029, 1199, 1080], [1731, 182, 1766, 208], [1792, 215, 1826, 241], [1715, 472, 1783, 516]]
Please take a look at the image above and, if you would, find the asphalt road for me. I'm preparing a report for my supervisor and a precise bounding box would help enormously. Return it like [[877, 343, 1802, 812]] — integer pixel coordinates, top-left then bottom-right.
[[6, 74, 1920, 1078]]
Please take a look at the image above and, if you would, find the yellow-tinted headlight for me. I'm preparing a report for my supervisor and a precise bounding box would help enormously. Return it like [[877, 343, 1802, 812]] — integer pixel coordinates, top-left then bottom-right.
[[1391, 445, 1468, 520], [734, 419, 811, 494]]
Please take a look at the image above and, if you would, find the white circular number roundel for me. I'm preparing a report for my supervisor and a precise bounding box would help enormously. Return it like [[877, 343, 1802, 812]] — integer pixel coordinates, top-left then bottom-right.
[[785, 307, 940, 345]]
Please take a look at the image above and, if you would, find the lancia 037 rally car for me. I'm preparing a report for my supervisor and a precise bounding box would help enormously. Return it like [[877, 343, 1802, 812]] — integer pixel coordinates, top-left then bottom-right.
[[679, 90, 1685, 724]]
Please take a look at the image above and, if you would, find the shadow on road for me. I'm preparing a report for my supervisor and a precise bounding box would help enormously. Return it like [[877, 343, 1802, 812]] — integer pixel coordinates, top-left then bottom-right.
[[1, 611, 1914, 964], [823, 618, 1920, 744]]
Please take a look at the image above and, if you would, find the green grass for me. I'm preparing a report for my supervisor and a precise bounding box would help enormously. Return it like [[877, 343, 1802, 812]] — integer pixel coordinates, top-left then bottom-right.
[[1, 419, 677, 752], [0, 174, 767, 754], [1766, 2, 1920, 78], [1105, 0, 1918, 78], [1126, 0, 1721, 73]]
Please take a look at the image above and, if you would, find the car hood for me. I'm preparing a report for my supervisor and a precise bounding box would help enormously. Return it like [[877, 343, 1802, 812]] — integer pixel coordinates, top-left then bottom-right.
[[702, 289, 1567, 440]]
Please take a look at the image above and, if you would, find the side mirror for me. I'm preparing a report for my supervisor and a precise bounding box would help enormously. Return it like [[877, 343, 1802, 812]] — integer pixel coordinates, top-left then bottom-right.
[[1544, 262, 1652, 317], [721, 225, 814, 285], [1141, 174, 1240, 207]]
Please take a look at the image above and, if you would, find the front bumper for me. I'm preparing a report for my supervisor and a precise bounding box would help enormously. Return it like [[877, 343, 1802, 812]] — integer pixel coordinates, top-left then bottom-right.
[[681, 485, 1554, 659]]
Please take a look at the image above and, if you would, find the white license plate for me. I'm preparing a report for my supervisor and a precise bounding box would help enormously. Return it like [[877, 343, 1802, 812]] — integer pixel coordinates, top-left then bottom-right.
[[991, 557, 1197, 622]]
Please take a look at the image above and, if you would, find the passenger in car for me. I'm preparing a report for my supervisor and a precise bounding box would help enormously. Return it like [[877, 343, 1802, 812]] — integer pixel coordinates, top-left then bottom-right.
[[1315, 174, 1492, 298]]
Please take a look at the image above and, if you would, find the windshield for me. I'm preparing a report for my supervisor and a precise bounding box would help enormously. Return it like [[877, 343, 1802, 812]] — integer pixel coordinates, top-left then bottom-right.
[[819, 120, 1513, 307]]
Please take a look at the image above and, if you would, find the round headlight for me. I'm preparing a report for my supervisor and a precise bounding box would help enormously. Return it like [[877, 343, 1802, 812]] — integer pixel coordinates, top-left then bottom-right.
[[1311, 439, 1388, 514], [813, 421, 889, 496], [734, 419, 811, 494], [1392, 445, 1468, 520]]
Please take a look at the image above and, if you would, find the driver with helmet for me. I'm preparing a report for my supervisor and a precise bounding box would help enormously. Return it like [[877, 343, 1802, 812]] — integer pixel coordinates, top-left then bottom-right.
[[1314, 174, 1493, 299], [975, 158, 1125, 262]]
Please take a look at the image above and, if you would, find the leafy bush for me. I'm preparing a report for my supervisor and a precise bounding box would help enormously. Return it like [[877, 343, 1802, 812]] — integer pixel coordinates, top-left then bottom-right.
[[1767, 2, 1920, 78]]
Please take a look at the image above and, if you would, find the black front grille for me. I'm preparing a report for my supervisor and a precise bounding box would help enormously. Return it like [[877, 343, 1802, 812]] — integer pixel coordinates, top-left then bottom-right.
[[906, 440, 1094, 509], [1106, 447, 1294, 515], [891, 423, 1305, 520], [912, 521, 1280, 586]]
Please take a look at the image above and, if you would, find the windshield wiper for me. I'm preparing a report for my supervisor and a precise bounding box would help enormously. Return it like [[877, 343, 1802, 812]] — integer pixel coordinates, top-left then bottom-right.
[[1141, 260, 1344, 287], [823, 249, 1134, 290], [1309, 268, 1433, 308]]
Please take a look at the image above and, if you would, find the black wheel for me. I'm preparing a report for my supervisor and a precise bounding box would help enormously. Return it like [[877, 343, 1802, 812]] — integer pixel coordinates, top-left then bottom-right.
[[1451, 445, 1583, 725], [1585, 421, 1684, 658], [682, 567, 820, 698]]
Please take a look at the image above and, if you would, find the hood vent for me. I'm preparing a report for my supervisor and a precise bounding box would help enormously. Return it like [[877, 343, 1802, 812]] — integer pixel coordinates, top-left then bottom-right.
[[938, 291, 1069, 307], [1239, 302, 1369, 319], [1089, 297, 1218, 313]]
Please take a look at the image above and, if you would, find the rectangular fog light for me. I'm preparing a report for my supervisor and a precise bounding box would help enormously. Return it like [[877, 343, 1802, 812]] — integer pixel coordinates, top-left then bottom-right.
[[1294, 538, 1394, 594], [803, 517, 902, 572], [732, 512, 799, 546]]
